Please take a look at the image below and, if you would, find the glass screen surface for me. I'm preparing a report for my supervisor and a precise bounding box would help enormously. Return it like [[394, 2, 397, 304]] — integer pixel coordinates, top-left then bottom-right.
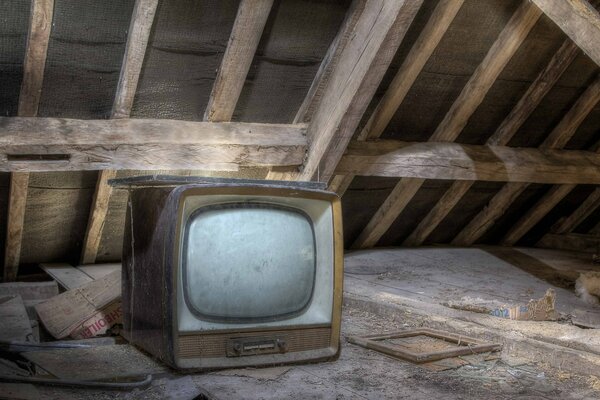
[[183, 203, 316, 322]]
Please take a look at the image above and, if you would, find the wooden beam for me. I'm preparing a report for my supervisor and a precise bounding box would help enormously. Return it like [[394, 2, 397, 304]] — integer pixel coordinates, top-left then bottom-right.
[[4, 0, 54, 281], [0, 117, 306, 172], [203, 0, 273, 122], [500, 75, 600, 245], [4, 173, 30, 282], [81, 0, 158, 265], [541, 75, 600, 149], [530, 0, 600, 66], [487, 39, 580, 146], [328, 0, 465, 194], [402, 38, 580, 245], [298, 0, 425, 183], [351, 178, 424, 249], [537, 232, 600, 254], [403, 180, 473, 246], [430, 1, 542, 142], [352, 1, 541, 248], [293, 0, 366, 125], [337, 140, 600, 184], [18, 0, 53, 118], [552, 187, 600, 234], [453, 73, 600, 246], [80, 171, 117, 265], [502, 184, 577, 246], [111, 0, 159, 119], [265, 0, 366, 181], [451, 182, 527, 246]]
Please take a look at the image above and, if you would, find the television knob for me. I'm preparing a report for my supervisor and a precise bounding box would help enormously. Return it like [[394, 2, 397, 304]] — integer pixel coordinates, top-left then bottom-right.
[[277, 339, 288, 352], [233, 343, 243, 354]]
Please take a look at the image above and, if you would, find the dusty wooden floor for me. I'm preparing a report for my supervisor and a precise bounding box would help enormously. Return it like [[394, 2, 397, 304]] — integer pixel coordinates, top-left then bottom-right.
[[5, 247, 600, 399]]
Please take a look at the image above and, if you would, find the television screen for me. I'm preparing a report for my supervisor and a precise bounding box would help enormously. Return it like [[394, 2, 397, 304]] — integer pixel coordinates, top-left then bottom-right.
[[183, 203, 316, 322]]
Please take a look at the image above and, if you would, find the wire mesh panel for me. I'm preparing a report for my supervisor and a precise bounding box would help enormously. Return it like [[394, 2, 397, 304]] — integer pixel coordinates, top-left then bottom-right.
[[38, 0, 135, 118], [0, 0, 30, 116]]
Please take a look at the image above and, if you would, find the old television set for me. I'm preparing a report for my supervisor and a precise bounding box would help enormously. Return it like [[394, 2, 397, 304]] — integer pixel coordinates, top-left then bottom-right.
[[113, 176, 343, 370]]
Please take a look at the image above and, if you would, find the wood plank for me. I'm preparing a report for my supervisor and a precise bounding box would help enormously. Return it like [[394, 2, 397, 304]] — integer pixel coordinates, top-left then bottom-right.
[[403, 180, 474, 246], [23, 345, 166, 381], [81, 170, 117, 264], [352, 2, 541, 248], [77, 263, 121, 280], [487, 39, 580, 146], [0, 117, 307, 172], [298, 0, 425, 183], [82, 0, 159, 265], [452, 183, 528, 246], [336, 140, 600, 185], [351, 178, 424, 249], [530, 0, 600, 66], [41, 263, 94, 290], [0, 281, 58, 301], [203, 0, 273, 122], [18, 0, 54, 117], [265, 0, 367, 181], [111, 0, 159, 119], [328, 173, 355, 195], [5, 0, 55, 281], [4, 172, 30, 282], [35, 270, 121, 339], [552, 187, 600, 234], [293, 0, 366, 125], [541, 75, 600, 149], [452, 74, 600, 246], [430, 1, 542, 142], [497, 76, 600, 245], [0, 295, 33, 342], [405, 38, 580, 246], [328, 0, 465, 194], [537, 232, 600, 254], [502, 184, 577, 246], [405, 39, 579, 246]]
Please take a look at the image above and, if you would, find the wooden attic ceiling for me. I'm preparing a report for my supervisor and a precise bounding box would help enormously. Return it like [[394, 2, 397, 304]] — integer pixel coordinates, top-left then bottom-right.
[[0, 0, 599, 280]]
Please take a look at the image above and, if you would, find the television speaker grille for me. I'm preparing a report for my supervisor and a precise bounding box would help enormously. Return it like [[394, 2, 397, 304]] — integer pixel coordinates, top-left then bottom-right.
[[178, 327, 332, 358]]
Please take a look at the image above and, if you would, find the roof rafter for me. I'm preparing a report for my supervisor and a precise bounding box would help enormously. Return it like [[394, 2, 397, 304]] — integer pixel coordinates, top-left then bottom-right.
[[203, 0, 273, 122], [337, 140, 600, 184], [297, 0, 425, 183], [552, 187, 600, 234], [403, 38, 580, 246], [353, 1, 542, 249], [499, 75, 600, 246], [4, 0, 54, 281], [454, 73, 600, 246], [266, 0, 367, 181], [530, 0, 600, 67], [329, 0, 465, 196], [81, 0, 159, 265]]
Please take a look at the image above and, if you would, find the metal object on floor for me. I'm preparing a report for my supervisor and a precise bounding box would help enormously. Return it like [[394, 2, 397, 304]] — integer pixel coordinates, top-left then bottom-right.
[[347, 328, 502, 363]]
